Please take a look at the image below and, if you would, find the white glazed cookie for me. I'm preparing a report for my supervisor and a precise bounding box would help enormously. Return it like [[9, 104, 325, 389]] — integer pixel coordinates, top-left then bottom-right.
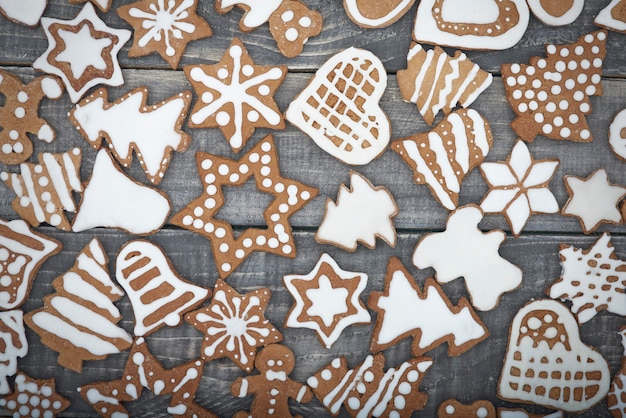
[[283, 253, 371, 349], [413, 0, 530, 50], [609, 108, 626, 160], [316, 171, 397, 252], [594, 0, 626, 34], [0, 310, 28, 395], [342, 0, 416, 28], [499, 299, 611, 413], [285, 47, 390, 165], [526, 0, 584, 26], [0, 0, 46, 27], [413, 205, 522, 311]]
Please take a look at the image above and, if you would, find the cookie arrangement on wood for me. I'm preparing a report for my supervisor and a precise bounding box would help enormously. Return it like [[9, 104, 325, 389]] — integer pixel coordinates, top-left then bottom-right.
[[0, 0, 625, 416]]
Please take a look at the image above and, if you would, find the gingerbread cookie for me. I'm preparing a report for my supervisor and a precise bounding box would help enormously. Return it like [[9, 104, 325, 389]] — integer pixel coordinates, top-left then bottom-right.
[[215, 0, 282, 31], [499, 299, 611, 413], [70, 0, 112, 12], [547, 232, 626, 323], [268, 0, 323, 58], [396, 44, 492, 125], [185, 38, 286, 152], [117, 0, 212, 69], [392, 109, 493, 210], [78, 337, 214, 417], [369, 257, 488, 356], [527, 0, 584, 26], [609, 108, 626, 160], [0, 0, 46, 26], [595, 0, 626, 34], [33, 3, 131, 103], [25, 238, 133, 372], [116, 239, 210, 337], [71, 149, 172, 235], [171, 135, 317, 278], [316, 171, 397, 252], [2, 149, 83, 230], [185, 279, 282, 372], [307, 353, 432, 417], [562, 168, 626, 233], [413, 205, 522, 311], [343, 0, 416, 28], [480, 140, 560, 237], [438, 399, 496, 418], [231, 344, 312, 417], [0, 70, 63, 165], [0, 372, 69, 417], [608, 326, 626, 418], [413, 0, 530, 50], [285, 47, 390, 165], [283, 253, 371, 348], [0, 310, 28, 394], [0, 218, 61, 310], [502, 31, 607, 142], [498, 408, 563, 418], [69, 87, 192, 184]]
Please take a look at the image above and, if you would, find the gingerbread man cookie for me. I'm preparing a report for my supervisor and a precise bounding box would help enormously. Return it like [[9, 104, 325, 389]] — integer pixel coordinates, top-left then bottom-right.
[[438, 399, 496, 418]]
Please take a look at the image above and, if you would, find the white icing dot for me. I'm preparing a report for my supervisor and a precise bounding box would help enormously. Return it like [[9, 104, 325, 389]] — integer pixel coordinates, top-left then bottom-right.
[[299, 16, 312, 27], [569, 114, 579, 123], [261, 155, 271, 164], [534, 113, 544, 123], [249, 152, 260, 163], [565, 79, 575, 90], [546, 102, 556, 112], [560, 48, 569, 57], [260, 166, 271, 176], [13, 143, 23, 153], [537, 91, 548, 101], [398, 382, 411, 395], [575, 46, 584, 55], [573, 91, 584, 101], [285, 28, 299, 42], [235, 249, 245, 258], [222, 263, 231, 272], [553, 116, 563, 127], [262, 178, 272, 188], [239, 164, 249, 173], [243, 238, 253, 248], [537, 59, 547, 69], [215, 227, 226, 238], [256, 235, 267, 245], [216, 111, 230, 126], [261, 141, 272, 152], [193, 219, 204, 229], [506, 76, 516, 87], [219, 243, 229, 253], [201, 159, 212, 170], [279, 203, 289, 213], [258, 85, 270, 96], [446, 405, 455, 414], [577, 73, 587, 84], [510, 63, 520, 73], [586, 85, 596, 95], [0, 276, 9, 287], [270, 213, 279, 222], [242, 64, 254, 76], [202, 92, 214, 103], [321, 369, 332, 380], [182, 215, 193, 226], [517, 103, 527, 112], [347, 397, 360, 410], [218, 164, 229, 175], [17, 91, 28, 102], [550, 84, 561, 95], [558, 100, 568, 110], [580, 129, 591, 139], [592, 46, 600, 54], [593, 58, 602, 68], [517, 75, 526, 85], [9, 130, 18, 140], [543, 124, 553, 134], [568, 60, 577, 71], [580, 103, 590, 112], [585, 34, 594, 43], [512, 89, 522, 99], [406, 370, 419, 382], [206, 185, 217, 195], [301, 191, 311, 200], [194, 207, 203, 217], [598, 31, 607, 41], [217, 68, 229, 79], [229, 173, 240, 183], [281, 10, 294, 22], [268, 238, 279, 248], [560, 127, 571, 137], [591, 74, 601, 84], [205, 173, 216, 184], [547, 45, 556, 54], [14, 107, 25, 118], [524, 90, 534, 99], [204, 223, 214, 233], [282, 245, 292, 254], [50, 214, 62, 226], [2, 144, 12, 154], [477, 407, 488, 418], [529, 101, 538, 111], [581, 59, 590, 69], [394, 395, 406, 409], [247, 110, 259, 122]]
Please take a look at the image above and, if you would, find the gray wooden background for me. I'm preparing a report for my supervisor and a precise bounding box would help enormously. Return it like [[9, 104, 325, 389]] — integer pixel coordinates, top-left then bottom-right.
[[1, 0, 625, 416]]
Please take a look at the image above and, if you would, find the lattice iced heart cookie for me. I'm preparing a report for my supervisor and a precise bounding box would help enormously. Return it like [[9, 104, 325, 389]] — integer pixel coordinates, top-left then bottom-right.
[[392, 109, 493, 210], [526, 0, 584, 26], [285, 47, 390, 165], [595, 0, 626, 34], [343, 0, 416, 28], [498, 299, 611, 413]]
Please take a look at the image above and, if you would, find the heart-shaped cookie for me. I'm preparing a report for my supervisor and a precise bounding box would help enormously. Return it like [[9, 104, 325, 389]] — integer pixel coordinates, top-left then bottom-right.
[[285, 47, 390, 165], [499, 299, 611, 413]]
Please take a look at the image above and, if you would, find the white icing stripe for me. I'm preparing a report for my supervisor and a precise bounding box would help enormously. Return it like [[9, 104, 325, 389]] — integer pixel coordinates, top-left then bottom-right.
[[10, 173, 23, 198], [428, 132, 459, 193], [61, 272, 121, 318], [421, 52, 449, 117], [62, 151, 83, 192], [77, 253, 119, 293], [88, 238, 106, 265], [86, 388, 119, 405], [372, 361, 412, 417], [432, 53, 462, 117], [19, 163, 45, 222], [42, 152, 75, 212], [172, 367, 199, 393], [296, 385, 307, 402], [30, 312, 121, 355], [450, 112, 470, 173], [402, 140, 454, 209], [467, 109, 490, 155], [50, 296, 132, 341], [357, 367, 395, 418], [460, 67, 492, 108], [325, 355, 374, 414], [449, 56, 473, 106], [410, 48, 435, 104], [238, 377, 248, 397]]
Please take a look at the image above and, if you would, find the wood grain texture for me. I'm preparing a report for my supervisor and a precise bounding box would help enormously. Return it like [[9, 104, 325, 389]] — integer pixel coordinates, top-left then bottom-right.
[[1, 0, 625, 416]]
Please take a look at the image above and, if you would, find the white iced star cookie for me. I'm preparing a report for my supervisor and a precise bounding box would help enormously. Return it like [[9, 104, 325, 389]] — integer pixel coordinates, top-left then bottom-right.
[[283, 253, 371, 349], [33, 3, 131, 103], [0, 0, 47, 27], [480, 140, 560, 237], [562, 168, 626, 233]]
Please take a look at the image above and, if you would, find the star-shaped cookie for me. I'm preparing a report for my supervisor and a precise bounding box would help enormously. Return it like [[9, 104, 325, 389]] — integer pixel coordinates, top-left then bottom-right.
[[117, 0, 212, 69], [78, 337, 215, 417], [184, 38, 287, 152], [185, 279, 282, 372], [0, 372, 69, 417], [171, 135, 318, 278], [562, 168, 626, 233], [283, 253, 371, 348], [33, 3, 130, 103]]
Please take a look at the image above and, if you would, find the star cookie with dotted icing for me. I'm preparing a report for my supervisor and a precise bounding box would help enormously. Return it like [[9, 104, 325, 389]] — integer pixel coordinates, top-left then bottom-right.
[[33, 3, 131, 103], [184, 38, 287, 152], [0, 372, 70, 417], [185, 279, 283, 373], [171, 135, 318, 278], [117, 0, 212, 69]]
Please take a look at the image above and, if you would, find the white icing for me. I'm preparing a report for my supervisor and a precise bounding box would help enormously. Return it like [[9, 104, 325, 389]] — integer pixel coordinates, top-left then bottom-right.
[[284, 253, 370, 348], [562, 169, 626, 233], [526, 0, 583, 26], [594, 0, 626, 33], [61, 272, 121, 318], [115, 240, 209, 336], [499, 299, 611, 412], [413, 205, 522, 311], [413, 0, 529, 50], [0, 0, 46, 26], [218, 0, 282, 28], [343, 0, 414, 28], [33, 3, 131, 102], [71, 150, 171, 235], [238, 377, 248, 397], [41, 152, 76, 212], [316, 172, 396, 251], [86, 388, 119, 405], [608, 108, 626, 160], [71, 88, 189, 180], [0, 310, 28, 395], [285, 47, 390, 165]]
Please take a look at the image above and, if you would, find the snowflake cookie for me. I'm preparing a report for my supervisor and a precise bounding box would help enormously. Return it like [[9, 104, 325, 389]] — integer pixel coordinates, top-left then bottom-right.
[[413, 205, 522, 311], [69, 87, 192, 184], [369, 257, 488, 356], [562, 168, 626, 233], [0, 310, 28, 394], [78, 337, 215, 417], [502, 31, 607, 142], [479, 140, 560, 237], [307, 352, 432, 417], [547, 233, 626, 323], [33, 3, 131, 103], [0, 0, 47, 27], [316, 171, 397, 252], [283, 253, 371, 348], [185, 279, 282, 373], [171, 135, 317, 278], [117, 0, 213, 69], [595, 0, 626, 34], [0, 372, 69, 417], [0, 70, 64, 165], [184, 38, 286, 152], [608, 326, 626, 418]]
